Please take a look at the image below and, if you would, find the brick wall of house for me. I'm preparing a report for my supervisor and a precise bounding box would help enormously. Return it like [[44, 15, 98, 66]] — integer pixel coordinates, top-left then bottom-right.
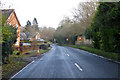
[[7, 11, 20, 47]]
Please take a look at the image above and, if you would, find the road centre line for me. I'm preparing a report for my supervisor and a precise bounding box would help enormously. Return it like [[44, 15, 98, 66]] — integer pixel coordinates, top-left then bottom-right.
[[75, 63, 83, 71], [67, 54, 69, 56]]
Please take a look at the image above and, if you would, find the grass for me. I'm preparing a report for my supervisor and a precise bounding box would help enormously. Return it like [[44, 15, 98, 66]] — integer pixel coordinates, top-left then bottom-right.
[[2, 55, 27, 78], [19, 49, 50, 58], [2, 48, 50, 78], [13, 51, 20, 55], [37, 43, 43, 45], [63, 44, 119, 62]]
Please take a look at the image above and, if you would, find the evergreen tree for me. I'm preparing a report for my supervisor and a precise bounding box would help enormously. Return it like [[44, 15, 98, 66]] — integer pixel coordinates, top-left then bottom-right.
[[26, 20, 31, 27], [33, 18, 39, 31], [33, 17, 38, 25], [90, 2, 120, 53]]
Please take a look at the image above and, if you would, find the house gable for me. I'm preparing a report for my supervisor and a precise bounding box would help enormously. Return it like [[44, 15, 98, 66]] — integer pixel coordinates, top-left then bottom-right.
[[2, 9, 21, 47]]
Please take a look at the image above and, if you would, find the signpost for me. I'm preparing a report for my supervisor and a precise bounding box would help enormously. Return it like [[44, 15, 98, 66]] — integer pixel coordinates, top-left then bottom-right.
[[77, 36, 82, 42]]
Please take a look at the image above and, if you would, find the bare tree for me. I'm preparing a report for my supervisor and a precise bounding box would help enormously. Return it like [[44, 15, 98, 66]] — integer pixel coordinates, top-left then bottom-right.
[[39, 26, 55, 41], [72, 1, 98, 23], [54, 1, 99, 44]]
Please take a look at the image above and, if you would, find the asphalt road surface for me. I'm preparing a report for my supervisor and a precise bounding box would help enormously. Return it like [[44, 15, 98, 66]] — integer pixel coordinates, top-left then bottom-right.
[[11, 44, 119, 79]]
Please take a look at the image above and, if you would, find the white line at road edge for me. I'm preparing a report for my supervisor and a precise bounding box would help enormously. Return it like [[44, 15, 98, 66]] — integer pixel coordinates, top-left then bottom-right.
[[75, 63, 83, 71], [10, 60, 35, 79], [67, 54, 69, 56]]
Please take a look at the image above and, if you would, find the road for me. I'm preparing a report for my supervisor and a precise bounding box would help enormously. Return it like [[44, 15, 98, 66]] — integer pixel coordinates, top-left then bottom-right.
[[11, 44, 119, 79]]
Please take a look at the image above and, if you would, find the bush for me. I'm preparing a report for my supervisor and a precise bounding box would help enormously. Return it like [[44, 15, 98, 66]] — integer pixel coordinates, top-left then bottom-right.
[[85, 27, 92, 39], [2, 25, 17, 63], [39, 44, 48, 50], [44, 41, 47, 43], [13, 51, 20, 55], [22, 40, 31, 43]]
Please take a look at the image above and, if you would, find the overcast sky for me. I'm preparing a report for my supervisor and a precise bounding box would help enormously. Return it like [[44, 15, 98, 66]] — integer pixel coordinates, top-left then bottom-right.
[[1, 0, 90, 28]]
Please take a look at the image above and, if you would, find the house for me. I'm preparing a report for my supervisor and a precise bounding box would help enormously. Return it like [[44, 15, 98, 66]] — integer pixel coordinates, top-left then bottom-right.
[[20, 32, 27, 40], [29, 32, 41, 41], [35, 32, 40, 40], [2, 9, 21, 47]]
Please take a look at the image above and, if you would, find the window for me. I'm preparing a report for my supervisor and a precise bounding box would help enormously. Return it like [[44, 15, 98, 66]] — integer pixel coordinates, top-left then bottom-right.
[[9, 23, 11, 25], [16, 24, 18, 28], [16, 24, 19, 32]]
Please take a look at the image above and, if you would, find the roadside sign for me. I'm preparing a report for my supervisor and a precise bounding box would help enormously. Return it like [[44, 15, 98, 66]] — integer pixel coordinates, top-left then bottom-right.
[[77, 36, 82, 42]]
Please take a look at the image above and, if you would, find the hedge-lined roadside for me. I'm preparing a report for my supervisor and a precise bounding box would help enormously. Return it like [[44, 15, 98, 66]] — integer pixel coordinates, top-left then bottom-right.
[[2, 48, 50, 79], [63, 44, 120, 62]]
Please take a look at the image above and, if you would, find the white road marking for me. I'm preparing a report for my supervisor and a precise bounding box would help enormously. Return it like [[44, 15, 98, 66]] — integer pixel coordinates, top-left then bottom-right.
[[10, 60, 35, 79], [75, 63, 83, 71], [99, 56, 104, 58], [32, 61, 35, 63], [67, 54, 69, 56]]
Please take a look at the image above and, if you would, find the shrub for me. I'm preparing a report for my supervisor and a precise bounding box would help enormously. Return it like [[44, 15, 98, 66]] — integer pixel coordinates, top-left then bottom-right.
[[13, 51, 20, 55], [39, 44, 48, 50], [22, 40, 31, 43], [2, 25, 17, 63]]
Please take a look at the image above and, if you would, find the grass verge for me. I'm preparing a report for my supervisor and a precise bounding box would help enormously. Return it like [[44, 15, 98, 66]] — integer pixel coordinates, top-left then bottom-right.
[[2, 48, 50, 79], [63, 44, 119, 62], [2, 55, 27, 78]]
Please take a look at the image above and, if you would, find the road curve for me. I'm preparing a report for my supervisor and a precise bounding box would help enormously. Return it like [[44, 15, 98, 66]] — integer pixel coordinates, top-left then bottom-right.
[[11, 44, 119, 79]]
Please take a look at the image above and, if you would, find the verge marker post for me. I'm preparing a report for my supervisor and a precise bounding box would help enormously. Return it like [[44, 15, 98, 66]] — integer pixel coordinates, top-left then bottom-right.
[[37, 48, 40, 55]]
